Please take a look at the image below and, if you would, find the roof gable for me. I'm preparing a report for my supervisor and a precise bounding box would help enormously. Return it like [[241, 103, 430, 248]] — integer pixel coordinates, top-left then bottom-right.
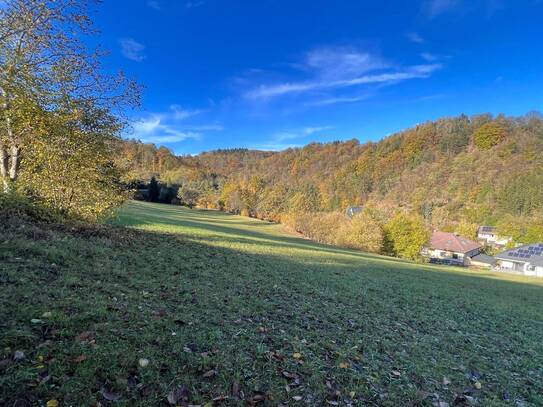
[[429, 231, 482, 253]]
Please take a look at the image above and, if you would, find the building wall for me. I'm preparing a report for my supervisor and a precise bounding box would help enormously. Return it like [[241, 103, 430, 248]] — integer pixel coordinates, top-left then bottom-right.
[[497, 260, 543, 277], [427, 248, 466, 265]]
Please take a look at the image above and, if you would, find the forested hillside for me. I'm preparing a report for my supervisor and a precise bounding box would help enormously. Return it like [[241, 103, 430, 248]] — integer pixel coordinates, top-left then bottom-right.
[[119, 113, 543, 258]]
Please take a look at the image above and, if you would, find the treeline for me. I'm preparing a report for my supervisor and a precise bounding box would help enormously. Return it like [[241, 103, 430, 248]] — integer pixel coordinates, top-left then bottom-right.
[[120, 113, 543, 258]]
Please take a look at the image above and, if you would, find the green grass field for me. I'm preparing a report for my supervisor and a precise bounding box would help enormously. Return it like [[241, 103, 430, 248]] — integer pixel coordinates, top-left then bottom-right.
[[1, 201, 542, 406]]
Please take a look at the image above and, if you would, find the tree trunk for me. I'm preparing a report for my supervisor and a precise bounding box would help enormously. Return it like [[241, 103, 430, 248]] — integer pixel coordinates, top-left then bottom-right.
[[0, 146, 9, 192], [8, 145, 20, 182]]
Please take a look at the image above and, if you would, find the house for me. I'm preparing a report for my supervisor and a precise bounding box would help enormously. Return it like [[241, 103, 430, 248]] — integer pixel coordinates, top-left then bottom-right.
[[345, 206, 363, 218], [494, 243, 543, 277], [477, 226, 511, 247], [423, 231, 482, 266]]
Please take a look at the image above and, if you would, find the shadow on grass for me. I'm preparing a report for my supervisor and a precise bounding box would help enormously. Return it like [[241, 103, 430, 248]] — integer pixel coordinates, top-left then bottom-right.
[[2, 215, 543, 406]]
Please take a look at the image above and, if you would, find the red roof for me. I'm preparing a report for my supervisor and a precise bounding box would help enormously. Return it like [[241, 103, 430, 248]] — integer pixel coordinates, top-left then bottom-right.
[[430, 231, 481, 253]]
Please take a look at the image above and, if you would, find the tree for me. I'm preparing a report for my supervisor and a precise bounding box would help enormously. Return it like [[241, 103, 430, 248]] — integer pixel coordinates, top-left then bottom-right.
[[337, 212, 384, 253], [385, 213, 430, 260], [0, 0, 139, 194], [177, 184, 200, 209], [148, 177, 160, 202], [473, 123, 507, 150]]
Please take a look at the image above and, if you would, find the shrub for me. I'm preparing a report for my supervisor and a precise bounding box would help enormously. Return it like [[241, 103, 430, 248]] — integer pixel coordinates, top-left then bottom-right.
[[0, 192, 61, 224], [385, 213, 430, 260], [336, 212, 384, 253]]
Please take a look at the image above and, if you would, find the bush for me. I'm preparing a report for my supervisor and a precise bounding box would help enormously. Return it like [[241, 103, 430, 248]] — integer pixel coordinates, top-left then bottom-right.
[[385, 213, 430, 260], [336, 212, 384, 253], [0, 192, 61, 224]]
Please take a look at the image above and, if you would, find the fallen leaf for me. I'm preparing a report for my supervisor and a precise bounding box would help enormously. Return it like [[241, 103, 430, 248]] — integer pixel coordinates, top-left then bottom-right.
[[339, 362, 349, 369], [42, 311, 53, 318], [247, 392, 266, 404], [101, 388, 122, 401], [292, 395, 303, 401], [75, 331, 95, 343], [46, 400, 59, 407], [391, 370, 401, 377], [13, 350, 25, 361], [474, 381, 482, 389], [167, 384, 190, 405], [212, 394, 228, 402], [72, 355, 87, 363], [202, 369, 217, 378], [231, 381, 241, 399], [293, 352, 302, 360], [138, 358, 150, 368]]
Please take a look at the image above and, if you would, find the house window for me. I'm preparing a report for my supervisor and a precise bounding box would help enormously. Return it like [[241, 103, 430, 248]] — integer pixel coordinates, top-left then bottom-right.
[[452, 253, 459, 259]]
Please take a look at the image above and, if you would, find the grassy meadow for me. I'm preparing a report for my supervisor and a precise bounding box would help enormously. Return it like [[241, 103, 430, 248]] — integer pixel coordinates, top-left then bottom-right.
[[1, 200, 542, 406]]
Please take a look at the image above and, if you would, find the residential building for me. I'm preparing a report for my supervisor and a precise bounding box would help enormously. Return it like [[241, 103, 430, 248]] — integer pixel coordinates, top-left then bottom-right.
[[423, 231, 482, 266], [477, 226, 511, 247], [495, 244, 543, 277]]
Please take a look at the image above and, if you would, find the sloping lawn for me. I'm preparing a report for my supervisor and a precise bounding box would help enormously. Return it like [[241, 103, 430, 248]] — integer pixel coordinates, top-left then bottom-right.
[[1, 200, 542, 406]]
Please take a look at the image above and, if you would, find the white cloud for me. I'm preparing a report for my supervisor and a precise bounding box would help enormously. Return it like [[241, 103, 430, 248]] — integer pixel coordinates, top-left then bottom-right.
[[169, 104, 203, 120], [186, 1, 205, 8], [120, 38, 146, 62], [303, 126, 334, 135], [128, 104, 222, 145], [406, 32, 425, 43], [307, 96, 366, 106], [246, 63, 442, 99], [271, 126, 333, 143], [421, 52, 439, 62], [147, 1, 161, 10], [274, 132, 300, 142], [425, 0, 458, 17], [131, 117, 201, 144], [305, 47, 387, 80], [189, 124, 224, 131]]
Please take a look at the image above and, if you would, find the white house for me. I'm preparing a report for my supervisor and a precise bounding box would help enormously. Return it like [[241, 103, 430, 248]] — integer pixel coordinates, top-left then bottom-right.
[[423, 231, 482, 266], [477, 226, 511, 247], [495, 244, 543, 277]]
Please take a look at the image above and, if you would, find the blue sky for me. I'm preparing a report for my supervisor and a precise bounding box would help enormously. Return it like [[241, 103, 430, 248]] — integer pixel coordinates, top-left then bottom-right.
[[93, 0, 543, 155]]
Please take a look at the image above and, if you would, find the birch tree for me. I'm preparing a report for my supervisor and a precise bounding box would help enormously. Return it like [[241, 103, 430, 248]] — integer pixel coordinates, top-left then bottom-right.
[[0, 0, 139, 192]]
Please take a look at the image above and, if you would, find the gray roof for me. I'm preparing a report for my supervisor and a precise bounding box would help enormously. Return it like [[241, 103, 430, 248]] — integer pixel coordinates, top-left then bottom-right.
[[495, 243, 543, 267], [470, 253, 497, 265]]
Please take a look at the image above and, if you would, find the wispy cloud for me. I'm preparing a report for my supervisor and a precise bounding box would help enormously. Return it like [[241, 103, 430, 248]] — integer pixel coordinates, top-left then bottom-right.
[[306, 96, 367, 106], [246, 62, 442, 99], [303, 126, 334, 135], [270, 126, 334, 143], [421, 52, 439, 62], [131, 117, 201, 143], [129, 104, 221, 145], [424, 0, 459, 17], [147, 1, 161, 10], [186, 1, 205, 8], [169, 104, 203, 120], [406, 32, 425, 43], [119, 38, 146, 62]]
